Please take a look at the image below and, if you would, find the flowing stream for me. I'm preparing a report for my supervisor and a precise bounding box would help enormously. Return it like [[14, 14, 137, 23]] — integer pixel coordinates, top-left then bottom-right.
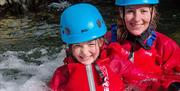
[[0, 8, 66, 91]]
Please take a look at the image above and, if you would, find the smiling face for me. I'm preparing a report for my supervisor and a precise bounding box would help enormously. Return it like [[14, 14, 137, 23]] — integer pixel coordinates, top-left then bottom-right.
[[71, 39, 103, 65], [124, 5, 153, 36]]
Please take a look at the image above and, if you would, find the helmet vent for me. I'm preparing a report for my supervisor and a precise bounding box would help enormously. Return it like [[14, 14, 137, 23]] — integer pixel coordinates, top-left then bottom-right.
[[64, 27, 71, 35], [97, 19, 102, 28], [81, 29, 88, 33]]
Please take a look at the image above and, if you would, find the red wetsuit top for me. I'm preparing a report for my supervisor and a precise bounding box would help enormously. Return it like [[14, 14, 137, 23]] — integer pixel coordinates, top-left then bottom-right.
[[105, 31, 180, 91], [49, 43, 126, 91]]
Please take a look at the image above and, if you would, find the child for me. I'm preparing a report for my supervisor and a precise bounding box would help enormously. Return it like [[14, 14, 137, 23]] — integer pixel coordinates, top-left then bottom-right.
[[49, 3, 125, 91]]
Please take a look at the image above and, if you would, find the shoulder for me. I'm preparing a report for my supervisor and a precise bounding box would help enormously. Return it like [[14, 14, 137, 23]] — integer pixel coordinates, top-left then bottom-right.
[[155, 32, 179, 59], [53, 65, 68, 77], [108, 42, 129, 56], [104, 31, 112, 42], [49, 65, 69, 90], [155, 31, 179, 48], [108, 42, 122, 49]]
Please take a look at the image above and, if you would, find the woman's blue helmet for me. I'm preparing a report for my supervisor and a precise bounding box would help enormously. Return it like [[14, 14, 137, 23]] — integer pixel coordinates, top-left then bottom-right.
[[60, 3, 107, 44], [115, 0, 159, 6]]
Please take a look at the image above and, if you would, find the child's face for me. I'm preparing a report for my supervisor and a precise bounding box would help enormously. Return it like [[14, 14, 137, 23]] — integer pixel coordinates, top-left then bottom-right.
[[71, 39, 103, 65]]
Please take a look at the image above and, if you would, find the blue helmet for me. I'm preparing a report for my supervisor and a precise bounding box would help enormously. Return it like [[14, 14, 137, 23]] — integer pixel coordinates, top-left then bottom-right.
[[60, 3, 107, 44], [115, 0, 159, 6]]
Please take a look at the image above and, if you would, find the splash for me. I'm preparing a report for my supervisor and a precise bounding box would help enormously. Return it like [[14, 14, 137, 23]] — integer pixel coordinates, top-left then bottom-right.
[[0, 48, 66, 91]]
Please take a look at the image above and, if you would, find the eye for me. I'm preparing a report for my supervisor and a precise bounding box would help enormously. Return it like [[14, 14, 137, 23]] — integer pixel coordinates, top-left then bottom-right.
[[72, 44, 81, 49], [88, 41, 96, 46], [142, 10, 147, 12], [125, 9, 134, 14], [141, 10, 148, 13], [140, 8, 150, 14], [127, 10, 133, 12], [88, 42, 96, 46], [89, 43, 96, 46]]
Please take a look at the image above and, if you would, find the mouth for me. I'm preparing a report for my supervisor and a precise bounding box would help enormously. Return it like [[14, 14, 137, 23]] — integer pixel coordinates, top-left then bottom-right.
[[130, 24, 143, 30], [131, 23, 142, 28], [80, 56, 91, 61], [78, 56, 94, 65]]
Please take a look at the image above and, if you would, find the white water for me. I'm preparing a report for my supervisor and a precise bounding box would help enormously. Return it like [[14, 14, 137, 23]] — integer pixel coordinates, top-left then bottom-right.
[[0, 48, 66, 91]]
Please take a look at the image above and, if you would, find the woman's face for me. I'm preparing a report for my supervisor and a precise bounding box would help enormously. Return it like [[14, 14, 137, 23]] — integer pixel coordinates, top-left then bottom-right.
[[71, 39, 103, 65], [124, 5, 153, 36]]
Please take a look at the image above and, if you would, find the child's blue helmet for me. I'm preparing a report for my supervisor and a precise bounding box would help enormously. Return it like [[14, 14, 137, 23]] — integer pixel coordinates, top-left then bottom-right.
[[115, 0, 159, 6], [60, 3, 107, 44]]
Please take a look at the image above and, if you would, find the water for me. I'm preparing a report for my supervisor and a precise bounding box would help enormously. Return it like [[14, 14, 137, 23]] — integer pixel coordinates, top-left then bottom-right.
[[0, 11, 68, 90], [0, 2, 67, 90], [0, 48, 66, 91]]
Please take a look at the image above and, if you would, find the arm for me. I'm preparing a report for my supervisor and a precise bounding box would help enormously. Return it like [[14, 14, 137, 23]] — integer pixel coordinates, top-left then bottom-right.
[[49, 65, 69, 91], [155, 33, 180, 89], [107, 42, 130, 76], [160, 39, 180, 74]]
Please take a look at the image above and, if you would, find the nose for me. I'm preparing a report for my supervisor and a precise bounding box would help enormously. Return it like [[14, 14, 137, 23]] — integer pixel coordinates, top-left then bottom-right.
[[133, 11, 141, 22], [80, 46, 91, 57]]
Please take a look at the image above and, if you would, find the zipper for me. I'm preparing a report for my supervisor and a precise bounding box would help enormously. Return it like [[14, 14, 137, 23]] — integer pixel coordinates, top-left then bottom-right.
[[129, 52, 134, 63], [86, 64, 96, 91]]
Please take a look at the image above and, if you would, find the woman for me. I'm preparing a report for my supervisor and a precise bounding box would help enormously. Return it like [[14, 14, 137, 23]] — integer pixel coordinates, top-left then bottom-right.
[[105, 0, 180, 90]]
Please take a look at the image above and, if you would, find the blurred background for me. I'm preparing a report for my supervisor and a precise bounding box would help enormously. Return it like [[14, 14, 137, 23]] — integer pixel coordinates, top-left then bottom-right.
[[0, 0, 179, 91]]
